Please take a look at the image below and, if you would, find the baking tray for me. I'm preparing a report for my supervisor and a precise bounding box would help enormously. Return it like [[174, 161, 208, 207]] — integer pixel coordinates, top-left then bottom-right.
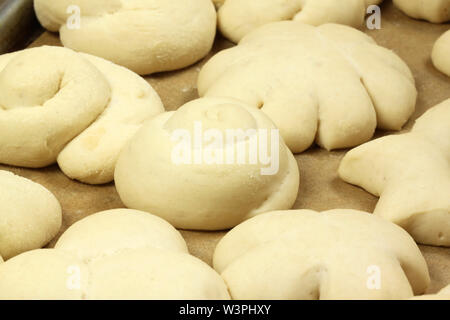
[[0, 0, 43, 54], [0, 0, 449, 295]]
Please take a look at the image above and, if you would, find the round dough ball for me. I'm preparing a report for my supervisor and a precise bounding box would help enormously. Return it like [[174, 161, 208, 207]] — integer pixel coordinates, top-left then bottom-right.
[[199, 22, 417, 153], [217, 0, 384, 43], [0, 249, 88, 300], [432, 30, 450, 77], [393, 0, 450, 23], [0, 46, 164, 184], [34, 0, 217, 75], [0, 210, 230, 300], [0, 171, 62, 260], [88, 248, 230, 300], [55, 209, 188, 261], [214, 209, 430, 300], [115, 97, 300, 230]]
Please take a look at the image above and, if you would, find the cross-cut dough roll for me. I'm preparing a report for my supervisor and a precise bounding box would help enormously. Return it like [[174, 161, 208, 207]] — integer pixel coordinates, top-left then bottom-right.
[[0, 46, 164, 184], [339, 99, 450, 246], [0, 170, 62, 260], [217, 0, 384, 43], [115, 97, 300, 230], [214, 209, 430, 300], [34, 0, 217, 75], [0, 209, 230, 300], [199, 22, 416, 153]]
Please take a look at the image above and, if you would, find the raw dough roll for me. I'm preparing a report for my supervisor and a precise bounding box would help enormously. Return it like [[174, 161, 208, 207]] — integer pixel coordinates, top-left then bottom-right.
[[217, 0, 384, 43], [199, 22, 417, 153], [0, 209, 230, 300], [34, 0, 217, 75], [0, 46, 164, 184], [432, 30, 450, 77], [393, 0, 450, 23], [214, 209, 430, 300], [339, 99, 450, 246], [115, 97, 300, 230], [0, 170, 62, 260]]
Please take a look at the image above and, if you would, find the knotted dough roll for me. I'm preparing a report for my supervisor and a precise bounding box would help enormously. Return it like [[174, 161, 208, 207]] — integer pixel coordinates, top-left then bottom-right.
[[0, 170, 62, 261], [34, 0, 217, 75], [214, 209, 430, 300], [115, 97, 300, 230], [199, 22, 416, 153], [0, 209, 230, 300], [339, 99, 450, 246], [432, 30, 450, 77], [393, 0, 450, 23], [0, 46, 164, 184], [217, 0, 384, 43]]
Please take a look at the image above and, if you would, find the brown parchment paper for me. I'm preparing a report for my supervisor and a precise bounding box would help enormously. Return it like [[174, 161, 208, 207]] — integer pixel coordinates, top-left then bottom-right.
[[1, 1, 448, 295]]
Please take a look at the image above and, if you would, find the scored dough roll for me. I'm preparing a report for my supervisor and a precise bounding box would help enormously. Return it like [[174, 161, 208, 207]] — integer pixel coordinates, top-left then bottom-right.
[[214, 209, 430, 300], [0, 209, 230, 300]]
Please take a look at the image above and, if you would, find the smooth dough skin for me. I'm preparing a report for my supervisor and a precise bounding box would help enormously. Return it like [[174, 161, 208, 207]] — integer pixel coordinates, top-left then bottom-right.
[[432, 30, 450, 77], [0, 209, 230, 300], [214, 210, 430, 300], [217, 0, 384, 43], [393, 0, 450, 23], [0, 171, 62, 260], [411, 285, 450, 300], [0, 46, 164, 184], [339, 99, 450, 247], [115, 97, 300, 231], [34, 0, 217, 75], [199, 22, 417, 153]]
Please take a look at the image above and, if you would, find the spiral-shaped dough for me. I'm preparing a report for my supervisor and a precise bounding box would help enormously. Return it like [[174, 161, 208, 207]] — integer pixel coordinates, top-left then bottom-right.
[[214, 209, 430, 300], [34, 0, 217, 75], [0, 209, 230, 300], [115, 97, 300, 230], [0, 46, 164, 184]]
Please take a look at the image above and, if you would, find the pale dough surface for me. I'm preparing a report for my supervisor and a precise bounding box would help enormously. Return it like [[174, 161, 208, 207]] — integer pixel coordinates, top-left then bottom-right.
[[339, 99, 450, 247], [0, 170, 62, 260], [432, 30, 450, 77], [412, 284, 450, 300], [217, 0, 384, 43], [0, 209, 230, 300], [214, 209, 430, 300], [34, 0, 217, 75], [199, 22, 417, 153], [393, 0, 450, 23], [115, 97, 300, 230], [0, 46, 164, 184]]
